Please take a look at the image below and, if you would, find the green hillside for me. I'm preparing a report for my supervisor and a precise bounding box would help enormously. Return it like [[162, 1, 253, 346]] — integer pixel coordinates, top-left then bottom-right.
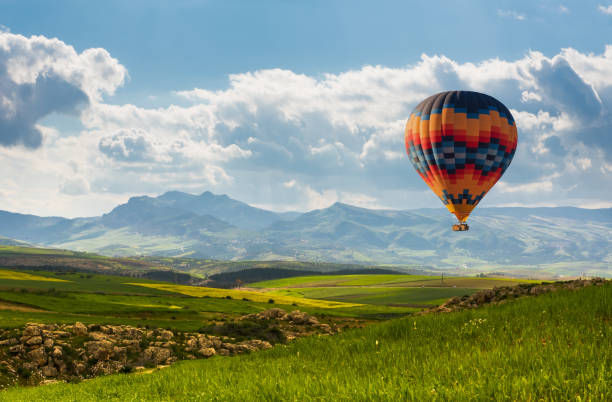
[[251, 274, 541, 308], [2, 282, 609, 401]]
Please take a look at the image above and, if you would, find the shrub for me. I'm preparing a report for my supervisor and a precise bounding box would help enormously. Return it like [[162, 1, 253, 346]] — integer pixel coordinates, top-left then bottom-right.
[[198, 320, 286, 344]]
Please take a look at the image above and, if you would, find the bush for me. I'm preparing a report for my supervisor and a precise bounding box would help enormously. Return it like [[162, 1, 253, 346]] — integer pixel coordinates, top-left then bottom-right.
[[119, 365, 134, 374], [198, 320, 286, 344], [16, 366, 31, 379]]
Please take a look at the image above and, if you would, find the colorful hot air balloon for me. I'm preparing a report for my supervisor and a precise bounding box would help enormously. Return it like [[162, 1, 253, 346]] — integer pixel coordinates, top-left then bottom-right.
[[405, 91, 517, 231]]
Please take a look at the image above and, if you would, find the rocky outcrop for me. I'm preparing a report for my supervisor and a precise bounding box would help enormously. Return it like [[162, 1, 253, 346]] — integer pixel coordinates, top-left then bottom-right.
[[0, 309, 336, 389], [0, 321, 276, 389], [237, 308, 333, 338], [421, 278, 607, 315]]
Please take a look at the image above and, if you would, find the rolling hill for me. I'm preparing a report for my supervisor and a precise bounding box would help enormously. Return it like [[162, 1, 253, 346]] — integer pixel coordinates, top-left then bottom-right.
[[0, 191, 610, 277]]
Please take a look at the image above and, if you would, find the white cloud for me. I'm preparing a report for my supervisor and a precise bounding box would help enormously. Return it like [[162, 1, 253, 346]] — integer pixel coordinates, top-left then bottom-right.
[[2, 31, 612, 216], [598, 5, 612, 15], [497, 180, 554, 194], [283, 179, 296, 188], [0, 32, 127, 149], [497, 9, 525, 21], [521, 90, 542, 103]]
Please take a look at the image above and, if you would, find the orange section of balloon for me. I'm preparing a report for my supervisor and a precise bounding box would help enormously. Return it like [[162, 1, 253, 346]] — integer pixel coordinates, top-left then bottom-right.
[[405, 91, 518, 223]]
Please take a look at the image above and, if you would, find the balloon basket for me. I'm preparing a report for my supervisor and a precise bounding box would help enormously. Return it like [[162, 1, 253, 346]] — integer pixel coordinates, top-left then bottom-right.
[[452, 223, 469, 231]]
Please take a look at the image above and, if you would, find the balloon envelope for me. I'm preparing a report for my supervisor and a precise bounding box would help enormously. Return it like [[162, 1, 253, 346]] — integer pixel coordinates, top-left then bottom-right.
[[405, 91, 518, 222]]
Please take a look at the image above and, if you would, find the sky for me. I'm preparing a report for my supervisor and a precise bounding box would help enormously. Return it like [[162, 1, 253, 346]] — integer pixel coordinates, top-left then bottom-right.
[[1, 0, 612, 217]]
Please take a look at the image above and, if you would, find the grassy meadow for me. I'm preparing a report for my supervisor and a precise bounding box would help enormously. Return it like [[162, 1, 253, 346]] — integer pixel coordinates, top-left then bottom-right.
[[0, 268, 541, 332], [1, 281, 608, 401], [0, 268, 425, 332], [249, 274, 540, 308]]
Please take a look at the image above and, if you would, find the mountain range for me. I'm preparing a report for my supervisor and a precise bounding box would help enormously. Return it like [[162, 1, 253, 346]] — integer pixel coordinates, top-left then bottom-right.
[[0, 191, 610, 277]]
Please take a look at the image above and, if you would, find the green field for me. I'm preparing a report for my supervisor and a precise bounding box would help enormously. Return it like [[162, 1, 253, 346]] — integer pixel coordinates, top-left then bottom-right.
[[1, 282, 608, 401], [0, 268, 419, 332], [249, 274, 539, 309], [269, 287, 478, 307], [250, 274, 538, 289]]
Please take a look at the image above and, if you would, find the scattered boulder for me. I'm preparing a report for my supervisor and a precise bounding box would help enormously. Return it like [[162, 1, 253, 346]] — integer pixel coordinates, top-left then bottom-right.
[[198, 347, 216, 357], [85, 340, 114, 361], [72, 322, 88, 337], [0, 306, 341, 388], [51, 346, 63, 359], [41, 365, 58, 378], [288, 311, 319, 325], [27, 347, 48, 367], [157, 330, 174, 341], [422, 277, 607, 315], [23, 325, 41, 337], [25, 336, 42, 346], [143, 347, 172, 365]]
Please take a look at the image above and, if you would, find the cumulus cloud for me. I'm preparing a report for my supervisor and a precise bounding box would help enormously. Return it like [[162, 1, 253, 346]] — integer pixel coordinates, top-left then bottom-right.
[[98, 128, 156, 162], [72, 44, 612, 211], [598, 5, 612, 15], [2, 31, 612, 215], [0, 32, 127, 149]]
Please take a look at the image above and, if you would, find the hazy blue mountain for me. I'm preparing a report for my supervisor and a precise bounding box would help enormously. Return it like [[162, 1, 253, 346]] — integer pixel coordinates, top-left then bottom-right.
[[0, 236, 31, 247], [101, 195, 234, 234], [0, 191, 610, 276], [155, 191, 298, 230]]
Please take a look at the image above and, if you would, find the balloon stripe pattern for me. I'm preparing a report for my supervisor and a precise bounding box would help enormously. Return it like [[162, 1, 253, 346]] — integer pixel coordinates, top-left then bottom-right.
[[405, 91, 518, 222]]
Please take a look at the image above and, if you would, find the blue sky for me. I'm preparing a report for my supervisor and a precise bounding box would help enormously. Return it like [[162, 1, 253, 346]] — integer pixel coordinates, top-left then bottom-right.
[[1, 0, 612, 217]]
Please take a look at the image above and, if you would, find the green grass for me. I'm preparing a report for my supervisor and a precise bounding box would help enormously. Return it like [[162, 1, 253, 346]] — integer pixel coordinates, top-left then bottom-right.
[[0, 268, 416, 332], [129, 283, 363, 308], [249, 274, 540, 310], [0, 269, 177, 295], [270, 287, 479, 307], [250, 274, 538, 289], [0, 269, 69, 282], [250, 274, 437, 288], [2, 283, 609, 401]]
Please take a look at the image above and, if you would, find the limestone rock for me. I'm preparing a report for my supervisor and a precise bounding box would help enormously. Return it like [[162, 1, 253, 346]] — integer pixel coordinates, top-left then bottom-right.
[[85, 340, 114, 361], [89, 332, 111, 342], [74, 362, 87, 375], [157, 330, 174, 341], [198, 347, 216, 357], [9, 344, 24, 354], [288, 311, 319, 325], [143, 347, 172, 365], [42, 365, 58, 377], [51, 346, 63, 359], [27, 346, 48, 367], [23, 325, 41, 337], [72, 322, 88, 336]]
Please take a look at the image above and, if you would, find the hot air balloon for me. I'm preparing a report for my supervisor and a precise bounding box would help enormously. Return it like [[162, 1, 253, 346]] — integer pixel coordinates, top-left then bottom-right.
[[405, 91, 517, 231]]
